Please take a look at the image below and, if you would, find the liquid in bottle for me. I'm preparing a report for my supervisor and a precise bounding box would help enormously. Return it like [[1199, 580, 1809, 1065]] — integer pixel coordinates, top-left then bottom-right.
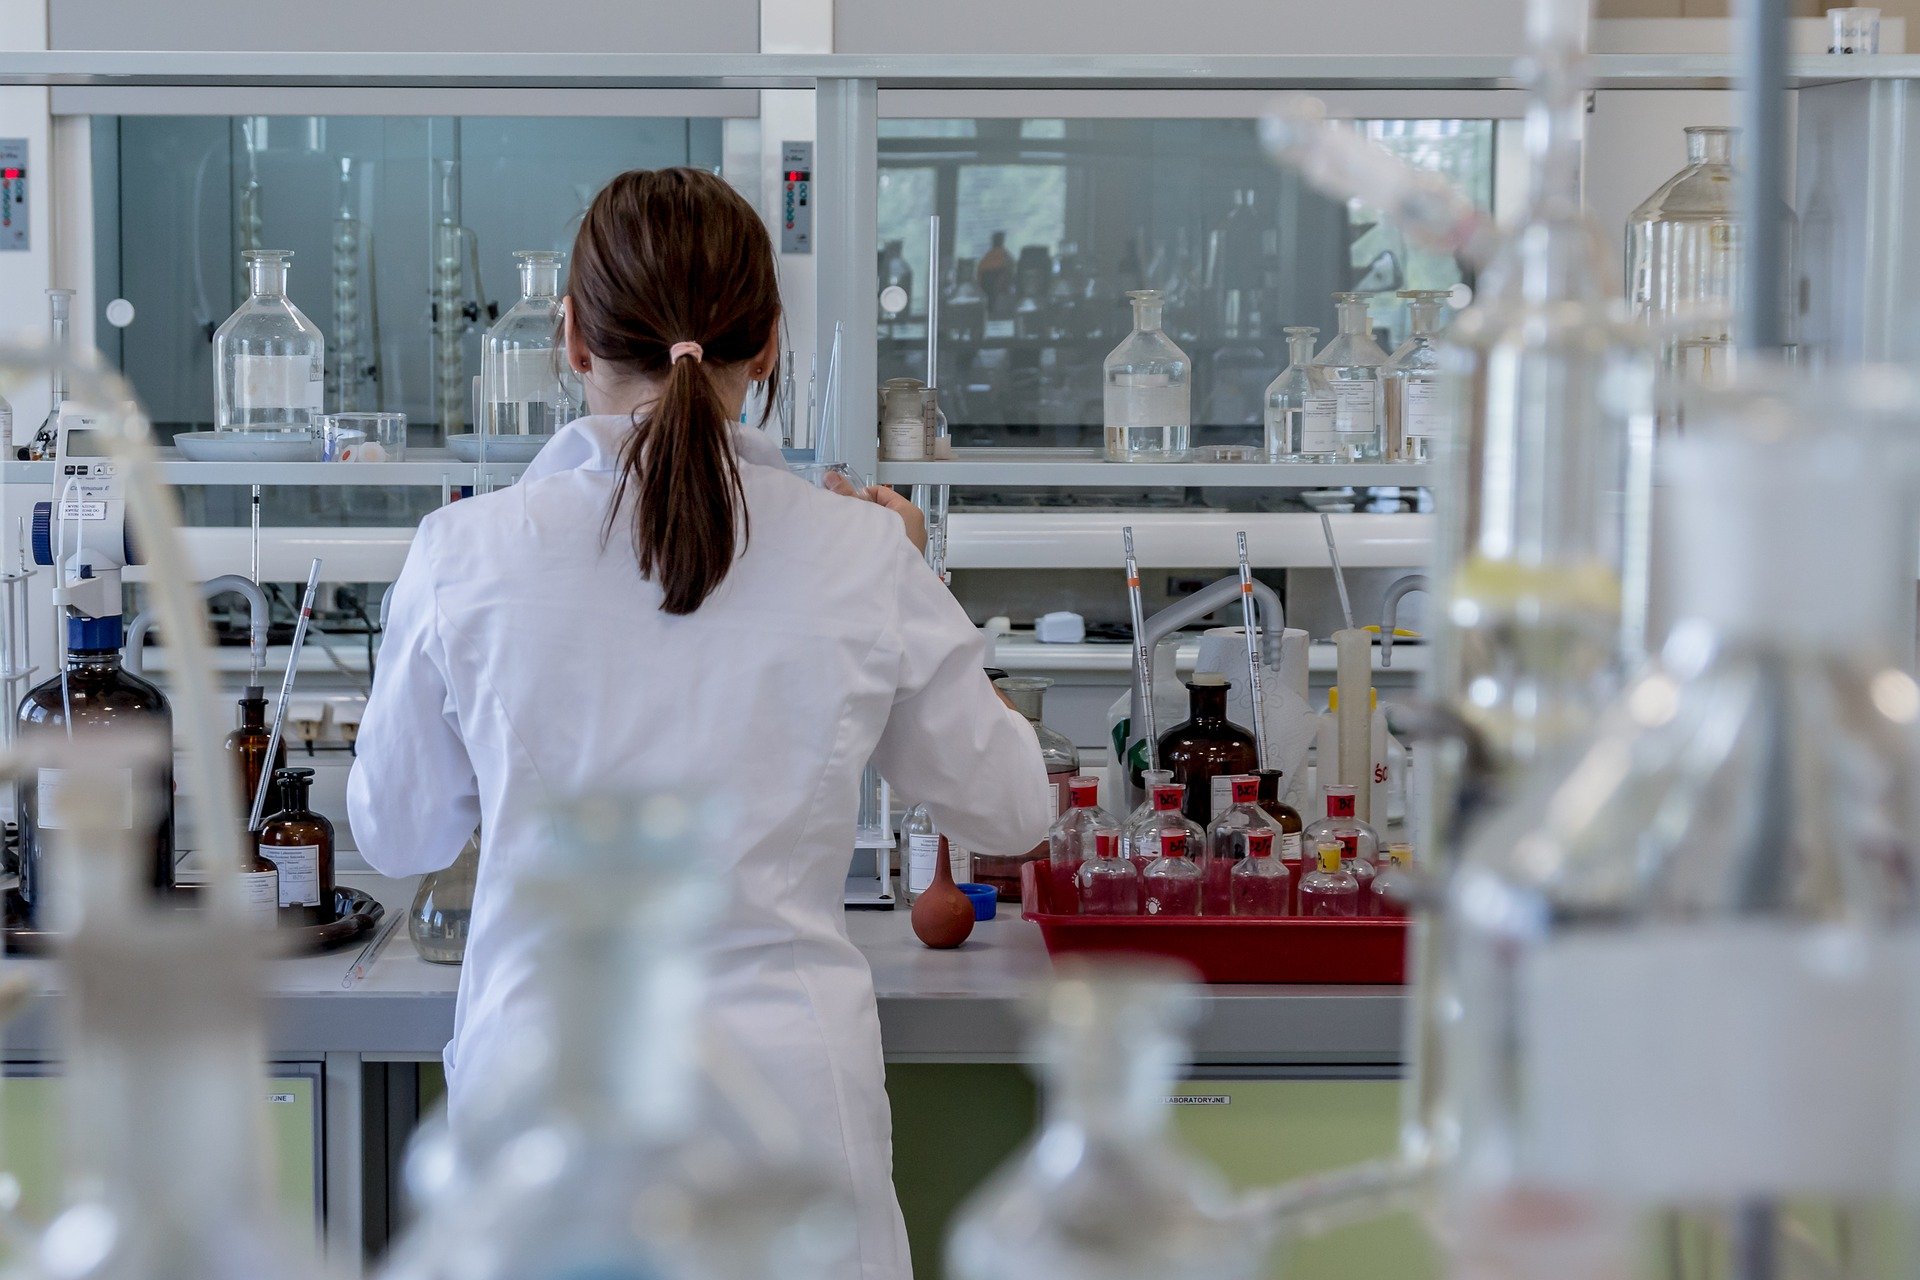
[[1371, 842, 1417, 919], [1203, 774, 1267, 916], [1302, 782, 1379, 907], [1048, 776, 1118, 912], [257, 766, 335, 927], [1141, 830, 1202, 917], [1298, 841, 1360, 918], [1230, 828, 1290, 917], [1076, 831, 1141, 916]]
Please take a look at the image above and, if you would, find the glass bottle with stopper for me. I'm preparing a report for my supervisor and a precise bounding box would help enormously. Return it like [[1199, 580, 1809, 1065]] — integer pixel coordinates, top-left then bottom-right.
[[1157, 674, 1258, 825], [1077, 830, 1141, 916], [1303, 782, 1378, 904], [1141, 829, 1202, 917], [213, 249, 325, 431], [1123, 781, 1205, 877], [1204, 774, 1269, 916], [1048, 775, 1119, 912], [480, 250, 569, 441], [1298, 841, 1360, 917], [1383, 289, 1452, 462], [257, 766, 334, 927], [1310, 292, 1388, 461], [1103, 289, 1192, 464], [1230, 827, 1289, 917], [1264, 325, 1335, 462]]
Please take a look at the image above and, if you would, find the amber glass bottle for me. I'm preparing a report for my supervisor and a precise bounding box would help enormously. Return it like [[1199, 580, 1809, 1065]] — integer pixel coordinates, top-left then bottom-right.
[[14, 615, 175, 924], [1155, 674, 1258, 826], [1255, 768, 1305, 910], [257, 766, 335, 926], [226, 686, 285, 816]]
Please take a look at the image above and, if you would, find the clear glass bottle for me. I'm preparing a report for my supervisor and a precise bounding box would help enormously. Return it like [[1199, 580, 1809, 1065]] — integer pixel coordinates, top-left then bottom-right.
[[1370, 842, 1415, 920], [1141, 829, 1202, 917], [257, 766, 334, 927], [1298, 841, 1360, 917], [1102, 289, 1192, 464], [1302, 782, 1379, 904], [1048, 776, 1119, 913], [1263, 324, 1336, 462], [900, 802, 963, 904], [213, 249, 325, 431], [1118, 767, 1174, 867], [979, 676, 1079, 901], [480, 250, 567, 439], [409, 831, 480, 964], [1077, 830, 1141, 916], [1310, 292, 1389, 461], [1627, 125, 1740, 386], [382, 790, 856, 1280], [1204, 774, 1267, 916], [1230, 828, 1289, 917], [947, 959, 1263, 1280], [1383, 289, 1451, 462], [1122, 782, 1205, 877], [1157, 674, 1259, 825]]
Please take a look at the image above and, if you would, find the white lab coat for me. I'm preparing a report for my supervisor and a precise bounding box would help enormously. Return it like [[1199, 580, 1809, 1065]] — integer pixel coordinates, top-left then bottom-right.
[[348, 415, 1053, 1280]]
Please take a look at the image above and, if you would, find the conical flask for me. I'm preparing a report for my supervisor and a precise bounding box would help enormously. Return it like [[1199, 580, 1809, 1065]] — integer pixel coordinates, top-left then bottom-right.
[[408, 831, 479, 964]]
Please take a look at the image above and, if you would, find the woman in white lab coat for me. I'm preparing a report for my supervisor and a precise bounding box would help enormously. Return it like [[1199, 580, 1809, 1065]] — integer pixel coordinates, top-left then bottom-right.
[[347, 167, 1053, 1280]]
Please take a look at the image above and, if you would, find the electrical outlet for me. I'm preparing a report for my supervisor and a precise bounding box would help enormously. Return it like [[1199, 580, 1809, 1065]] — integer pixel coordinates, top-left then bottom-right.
[[1166, 575, 1207, 598]]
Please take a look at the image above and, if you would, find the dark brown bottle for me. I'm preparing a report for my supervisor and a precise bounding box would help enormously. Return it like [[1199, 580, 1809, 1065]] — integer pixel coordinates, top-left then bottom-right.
[[14, 616, 175, 923], [1155, 674, 1258, 826], [1255, 768, 1306, 912], [257, 766, 335, 927], [226, 686, 285, 817]]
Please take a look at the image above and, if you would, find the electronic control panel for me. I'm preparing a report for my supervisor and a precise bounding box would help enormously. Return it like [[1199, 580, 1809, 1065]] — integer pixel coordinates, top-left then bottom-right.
[[781, 141, 813, 255], [0, 139, 26, 252]]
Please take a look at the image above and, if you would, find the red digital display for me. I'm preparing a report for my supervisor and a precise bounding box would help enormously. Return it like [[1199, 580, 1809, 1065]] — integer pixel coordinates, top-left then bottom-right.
[[2, 169, 19, 180], [786, 171, 807, 182]]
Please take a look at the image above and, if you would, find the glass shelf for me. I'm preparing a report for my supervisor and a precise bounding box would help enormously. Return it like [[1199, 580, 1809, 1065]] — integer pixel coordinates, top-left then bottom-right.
[[874, 449, 1432, 488]]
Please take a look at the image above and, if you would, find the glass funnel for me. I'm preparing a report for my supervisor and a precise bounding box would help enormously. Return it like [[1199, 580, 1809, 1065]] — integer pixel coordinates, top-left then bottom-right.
[[212, 249, 325, 431], [946, 959, 1265, 1280], [1439, 373, 1920, 1278], [1103, 289, 1192, 463], [381, 790, 856, 1280], [481, 250, 569, 439], [1383, 289, 1451, 462], [1264, 325, 1335, 461], [1310, 293, 1389, 461], [409, 831, 480, 964]]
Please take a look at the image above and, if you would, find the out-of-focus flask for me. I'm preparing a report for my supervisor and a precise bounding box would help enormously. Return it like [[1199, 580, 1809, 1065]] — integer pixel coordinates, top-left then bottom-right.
[[1048, 776, 1119, 912], [1157, 674, 1259, 825], [1264, 324, 1335, 461], [1123, 782, 1205, 877], [381, 790, 857, 1280], [1077, 830, 1141, 916], [1141, 829, 1202, 917], [1310, 292, 1388, 461], [947, 959, 1264, 1280], [978, 676, 1079, 901], [1441, 376, 1920, 1277], [1303, 783, 1378, 905], [1298, 841, 1359, 917], [257, 767, 334, 927], [1370, 843, 1416, 919], [1230, 827, 1289, 917], [1103, 289, 1192, 463], [1383, 289, 1451, 462], [480, 250, 567, 439], [409, 832, 480, 964], [1204, 774, 1267, 915], [213, 249, 325, 431]]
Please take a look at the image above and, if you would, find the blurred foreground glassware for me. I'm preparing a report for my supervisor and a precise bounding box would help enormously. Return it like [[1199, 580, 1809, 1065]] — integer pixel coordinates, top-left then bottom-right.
[[381, 789, 855, 1280], [1383, 289, 1451, 462], [1103, 289, 1192, 463], [946, 959, 1265, 1280], [409, 831, 480, 964], [213, 249, 324, 431]]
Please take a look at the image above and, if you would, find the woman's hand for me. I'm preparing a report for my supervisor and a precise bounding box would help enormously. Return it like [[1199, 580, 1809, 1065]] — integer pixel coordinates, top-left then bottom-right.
[[824, 472, 929, 554]]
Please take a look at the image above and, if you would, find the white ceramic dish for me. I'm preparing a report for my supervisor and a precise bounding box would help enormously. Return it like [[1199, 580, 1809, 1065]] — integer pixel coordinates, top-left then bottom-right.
[[446, 433, 548, 464], [174, 430, 324, 463]]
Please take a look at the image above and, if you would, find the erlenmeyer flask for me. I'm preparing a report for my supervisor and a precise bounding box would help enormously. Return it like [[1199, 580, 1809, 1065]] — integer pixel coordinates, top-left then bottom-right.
[[409, 831, 480, 964], [946, 959, 1265, 1280]]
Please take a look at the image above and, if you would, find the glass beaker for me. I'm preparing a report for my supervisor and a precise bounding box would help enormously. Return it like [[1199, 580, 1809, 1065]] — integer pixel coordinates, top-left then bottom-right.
[[1311, 292, 1389, 461], [212, 249, 325, 431], [409, 832, 480, 964], [480, 250, 567, 439], [1383, 289, 1451, 462], [1264, 324, 1335, 462], [319, 411, 408, 461], [977, 676, 1080, 900], [1103, 289, 1192, 463]]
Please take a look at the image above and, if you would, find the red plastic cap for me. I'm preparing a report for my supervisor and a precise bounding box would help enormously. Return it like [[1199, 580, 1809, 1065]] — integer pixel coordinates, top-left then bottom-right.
[[1152, 784, 1185, 811], [1095, 831, 1117, 857], [1069, 777, 1101, 807], [1232, 775, 1258, 805], [1247, 828, 1273, 856], [1326, 785, 1357, 818], [1162, 831, 1188, 858]]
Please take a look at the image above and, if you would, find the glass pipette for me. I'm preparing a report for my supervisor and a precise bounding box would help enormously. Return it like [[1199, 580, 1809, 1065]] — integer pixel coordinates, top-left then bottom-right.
[[248, 558, 323, 832], [1236, 532, 1270, 771], [1123, 526, 1157, 772]]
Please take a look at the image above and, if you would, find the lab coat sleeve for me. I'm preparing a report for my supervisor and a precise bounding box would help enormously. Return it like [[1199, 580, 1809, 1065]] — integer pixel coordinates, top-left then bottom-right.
[[346, 519, 480, 877], [869, 534, 1055, 857]]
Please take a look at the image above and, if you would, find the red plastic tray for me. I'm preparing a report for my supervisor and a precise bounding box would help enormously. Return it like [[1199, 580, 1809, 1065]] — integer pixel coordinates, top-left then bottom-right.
[[1019, 861, 1406, 985]]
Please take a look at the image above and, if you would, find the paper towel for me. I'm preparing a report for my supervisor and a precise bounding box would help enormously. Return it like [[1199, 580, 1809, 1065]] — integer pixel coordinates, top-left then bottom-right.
[[1193, 626, 1317, 805]]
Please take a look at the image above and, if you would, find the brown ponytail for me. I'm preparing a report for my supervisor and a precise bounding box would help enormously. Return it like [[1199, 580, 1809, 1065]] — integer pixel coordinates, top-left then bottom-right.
[[568, 168, 781, 615]]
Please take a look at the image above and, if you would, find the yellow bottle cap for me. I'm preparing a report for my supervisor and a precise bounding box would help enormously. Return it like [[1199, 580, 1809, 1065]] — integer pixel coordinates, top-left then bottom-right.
[[1317, 842, 1342, 872], [1388, 842, 1413, 866]]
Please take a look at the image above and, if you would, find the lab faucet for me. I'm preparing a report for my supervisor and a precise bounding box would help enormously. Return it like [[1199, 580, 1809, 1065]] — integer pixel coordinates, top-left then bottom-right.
[[124, 574, 270, 682], [1379, 574, 1429, 668]]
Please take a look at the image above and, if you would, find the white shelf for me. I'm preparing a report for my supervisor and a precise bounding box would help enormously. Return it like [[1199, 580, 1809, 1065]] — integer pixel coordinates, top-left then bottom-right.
[[874, 449, 1433, 488], [2, 448, 528, 487]]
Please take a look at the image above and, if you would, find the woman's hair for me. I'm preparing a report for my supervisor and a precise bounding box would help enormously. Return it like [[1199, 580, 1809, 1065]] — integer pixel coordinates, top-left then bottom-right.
[[568, 167, 781, 615]]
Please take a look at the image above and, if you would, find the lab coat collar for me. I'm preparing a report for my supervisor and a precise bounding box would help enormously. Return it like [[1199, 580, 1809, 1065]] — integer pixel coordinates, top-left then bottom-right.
[[521, 413, 789, 484]]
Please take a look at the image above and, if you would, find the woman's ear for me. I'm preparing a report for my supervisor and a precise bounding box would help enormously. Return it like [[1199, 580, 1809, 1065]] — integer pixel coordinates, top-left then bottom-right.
[[750, 318, 781, 382], [561, 298, 594, 375]]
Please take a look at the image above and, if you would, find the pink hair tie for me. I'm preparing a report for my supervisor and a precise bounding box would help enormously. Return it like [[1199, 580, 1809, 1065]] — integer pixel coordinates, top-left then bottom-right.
[[669, 341, 704, 364]]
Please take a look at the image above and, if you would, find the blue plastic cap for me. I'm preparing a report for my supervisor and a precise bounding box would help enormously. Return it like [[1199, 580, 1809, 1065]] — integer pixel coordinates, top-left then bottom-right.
[[30, 502, 52, 566], [957, 882, 998, 922], [67, 613, 124, 652]]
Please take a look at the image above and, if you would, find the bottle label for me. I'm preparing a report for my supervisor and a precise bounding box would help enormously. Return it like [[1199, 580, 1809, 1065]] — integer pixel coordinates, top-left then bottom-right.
[[234, 355, 324, 412], [906, 832, 941, 896], [267, 843, 323, 907], [1404, 379, 1447, 440], [36, 767, 134, 830], [1210, 775, 1236, 820], [1281, 831, 1303, 860], [1329, 378, 1378, 439], [880, 416, 927, 461], [1338, 832, 1359, 860], [240, 869, 280, 926], [1298, 394, 1340, 454], [948, 842, 972, 886]]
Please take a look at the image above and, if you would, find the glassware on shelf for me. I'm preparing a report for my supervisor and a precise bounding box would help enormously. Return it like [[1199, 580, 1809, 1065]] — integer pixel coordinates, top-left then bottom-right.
[[1141, 829, 1203, 917], [480, 249, 568, 441], [212, 249, 325, 431], [877, 377, 936, 462], [1048, 775, 1119, 912], [1627, 125, 1740, 388], [1302, 782, 1378, 905], [257, 767, 334, 927], [1103, 288, 1192, 464], [947, 959, 1263, 1280], [226, 685, 284, 822], [1230, 828, 1289, 917], [1298, 841, 1360, 917], [1077, 830, 1141, 916], [978, 676, 1079, 901], [1310, 292, 1389, 461], [1122, 781, 1205, 877], [1370, 843, 1415, 919], [1204, 774, 1268, 915], [1263, 325, 1336, 462], [329, 156, 367, 413], [409, 831, 480, 964], [1383, 289, 1451, 462], [432, 158, 474, 436], [1157, 674, 1259, 825], [320, 411, 408, 462]]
